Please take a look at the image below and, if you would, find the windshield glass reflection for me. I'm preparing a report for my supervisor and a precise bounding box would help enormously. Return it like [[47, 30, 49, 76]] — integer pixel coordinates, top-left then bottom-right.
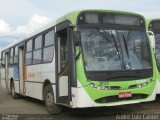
[[80, 28, 152, 71]]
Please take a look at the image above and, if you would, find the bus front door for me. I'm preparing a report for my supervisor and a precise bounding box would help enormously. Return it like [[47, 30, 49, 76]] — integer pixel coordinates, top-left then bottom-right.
[[5, 53, 9, 89], [18, 46, 25, 95], [55, 22, 72, 105]]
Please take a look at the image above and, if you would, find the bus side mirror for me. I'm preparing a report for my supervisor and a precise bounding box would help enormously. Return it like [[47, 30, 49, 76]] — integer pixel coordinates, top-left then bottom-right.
[[148, 31, 155, 52], [74, 32, 80, 46]]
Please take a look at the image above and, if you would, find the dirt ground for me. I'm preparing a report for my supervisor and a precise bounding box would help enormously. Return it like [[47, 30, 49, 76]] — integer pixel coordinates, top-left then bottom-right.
[[0, 84, 160, 120]]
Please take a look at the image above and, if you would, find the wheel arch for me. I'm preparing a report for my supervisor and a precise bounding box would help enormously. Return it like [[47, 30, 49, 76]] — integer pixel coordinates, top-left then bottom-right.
[[42, 79, 53, 100]]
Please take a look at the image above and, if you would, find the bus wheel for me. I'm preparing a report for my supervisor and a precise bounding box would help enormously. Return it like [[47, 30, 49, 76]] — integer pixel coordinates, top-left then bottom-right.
[[11, 82, 19, 99], [44, 84, 62, 114]]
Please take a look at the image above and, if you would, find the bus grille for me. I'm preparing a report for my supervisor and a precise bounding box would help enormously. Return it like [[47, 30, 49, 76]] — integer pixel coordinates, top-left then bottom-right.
[[95, 94, 148, 103]]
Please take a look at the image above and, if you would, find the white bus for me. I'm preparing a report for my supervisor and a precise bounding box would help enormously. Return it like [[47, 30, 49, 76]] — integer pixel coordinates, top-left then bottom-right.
[[0, 10, 156, 114]]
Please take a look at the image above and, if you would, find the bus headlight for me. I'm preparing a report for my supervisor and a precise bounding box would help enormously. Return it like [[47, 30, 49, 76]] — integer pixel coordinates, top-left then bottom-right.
[[90, 83, 95, 88], [143, 83, 147, 86], [148, 79, 152, 83], [137, 84, 142, 88], [137, 82, 148, 88], [101, 86, 106, 90], [97, 85, 102, 90], [89, 83, 110, 90], [105, 86, 109, 90], [97, 85, 109, 90]]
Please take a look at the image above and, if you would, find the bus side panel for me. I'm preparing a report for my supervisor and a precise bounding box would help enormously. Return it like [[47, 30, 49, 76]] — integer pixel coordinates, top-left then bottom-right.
[[1, 68, 6, 89], [24, 64, 41, 99], [25, 82, 43, 100], [41, 61, 55, 83], [24, 61, 55, 100], [14, 80, 20, 93], [40, 61, 56, 100], [25, 82, 33, 97]]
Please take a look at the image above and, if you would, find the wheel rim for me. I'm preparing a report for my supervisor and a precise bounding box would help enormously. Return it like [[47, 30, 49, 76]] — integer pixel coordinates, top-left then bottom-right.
[[45, 93, 54, 107]]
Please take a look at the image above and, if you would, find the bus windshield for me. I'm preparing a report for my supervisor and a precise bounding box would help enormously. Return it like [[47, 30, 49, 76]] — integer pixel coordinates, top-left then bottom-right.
[[154, 32, 160, 67], [80, 28, 152, 72], [149, 21, 160, 70]]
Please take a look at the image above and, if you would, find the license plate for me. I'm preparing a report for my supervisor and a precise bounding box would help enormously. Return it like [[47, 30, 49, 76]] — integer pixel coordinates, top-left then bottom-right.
[[118, 92, 132, 98]]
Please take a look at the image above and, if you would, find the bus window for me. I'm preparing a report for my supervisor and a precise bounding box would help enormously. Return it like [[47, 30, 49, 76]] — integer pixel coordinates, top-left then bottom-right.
[[26, 40, 32, 52], [60, 36, 68, 69], [44, 30, 54, 46], [33, 36, 42, 64], [25, 52, 32, 65], [9, 48, 14, 66], [1, 52, 5, 68], [14, 46, 18, 65], [25, 40, 33, 65], [43, 30, 54, 63], [57, 30, 68, 71], [35, 36, 42, 49], [33, 50, 42, 64], [43, 46, 54, 63]]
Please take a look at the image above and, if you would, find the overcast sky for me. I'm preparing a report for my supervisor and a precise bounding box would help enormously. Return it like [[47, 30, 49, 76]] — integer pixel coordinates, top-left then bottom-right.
[[0, 0, 160, 49]]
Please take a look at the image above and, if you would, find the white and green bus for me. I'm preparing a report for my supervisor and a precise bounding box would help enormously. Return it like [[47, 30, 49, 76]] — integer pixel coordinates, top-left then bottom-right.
[[147, 19, 160, 95], [0, 10, 156, 114]]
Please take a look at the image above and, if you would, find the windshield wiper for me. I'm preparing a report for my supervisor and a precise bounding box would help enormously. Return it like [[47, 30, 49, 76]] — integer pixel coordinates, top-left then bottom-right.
[[96, 27, 120, 58], [127, 29, 131, 41], [96, 27, 112, 42], [122, 34, 129, 59], [122, 30, 133, 59], [110, 31, 120, 59]]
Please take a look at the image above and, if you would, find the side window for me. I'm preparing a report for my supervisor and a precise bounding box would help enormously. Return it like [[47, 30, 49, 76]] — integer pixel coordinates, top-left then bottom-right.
[[25, 52, 32, 65], [33, 35, 42, 64], [25, 40, 32, 65], [43, 46, 54, 63], [26, 40, 32, 52], [44, 30, 54, 46], [35, 36, 42, 49], [43, 30, 54, 63], [1, 52, 5, 68], [9, 48, 13, 66], [14, 46, 18, 65]]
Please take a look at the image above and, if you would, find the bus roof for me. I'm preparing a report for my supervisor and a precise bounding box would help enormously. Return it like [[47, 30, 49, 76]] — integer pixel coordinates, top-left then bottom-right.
[[56, 9, 145, 24], [1, 9, 145, 52]]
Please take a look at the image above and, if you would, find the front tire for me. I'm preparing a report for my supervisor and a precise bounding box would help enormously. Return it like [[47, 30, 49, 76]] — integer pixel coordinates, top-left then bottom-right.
[[11, 82, 19, 99], [44, 84, 62, 114]]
